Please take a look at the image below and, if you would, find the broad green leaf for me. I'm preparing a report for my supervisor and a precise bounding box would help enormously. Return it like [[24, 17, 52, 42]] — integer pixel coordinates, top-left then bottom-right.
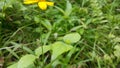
[[7, 62, 35, 68], [114, 45, 120, 58], [51, 42, 73, 61], [7, 63, 17, 68], [34, 16, 40, 23], [35, 45, 51, 58], [41, 20, 52, 31], [17, 54, 36, 68], [65, 1, 72, 17], [113, 37, 120, 43], [63, 33, 81, 44]]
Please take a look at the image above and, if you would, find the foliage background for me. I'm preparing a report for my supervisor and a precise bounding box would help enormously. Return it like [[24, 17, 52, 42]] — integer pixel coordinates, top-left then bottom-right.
[[0, 0, 120, 68]]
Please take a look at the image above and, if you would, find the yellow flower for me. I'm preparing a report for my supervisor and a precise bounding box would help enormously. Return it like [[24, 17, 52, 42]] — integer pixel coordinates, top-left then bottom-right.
[[24, 0, 54, 10]]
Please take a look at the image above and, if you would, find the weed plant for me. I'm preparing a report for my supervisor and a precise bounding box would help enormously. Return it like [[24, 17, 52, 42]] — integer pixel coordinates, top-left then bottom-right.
[[0, 0, 120, 68]]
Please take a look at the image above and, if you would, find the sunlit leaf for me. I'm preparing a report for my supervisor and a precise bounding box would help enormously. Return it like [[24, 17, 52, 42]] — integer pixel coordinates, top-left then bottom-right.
[[17, 54, 36, 68], [51, 42, 73, 61], [65, 0, 72, 17], [63, 33, 81, 44], [7, 63, 17, 68], [35, 45, 51, 57]]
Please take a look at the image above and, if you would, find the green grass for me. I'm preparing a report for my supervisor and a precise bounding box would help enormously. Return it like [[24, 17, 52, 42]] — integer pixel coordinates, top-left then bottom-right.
[[0, 0, 120, 68]]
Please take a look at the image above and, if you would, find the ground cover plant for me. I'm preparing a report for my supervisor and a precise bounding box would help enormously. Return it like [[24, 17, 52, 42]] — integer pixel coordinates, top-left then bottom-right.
[[0, 0, 120, 68]]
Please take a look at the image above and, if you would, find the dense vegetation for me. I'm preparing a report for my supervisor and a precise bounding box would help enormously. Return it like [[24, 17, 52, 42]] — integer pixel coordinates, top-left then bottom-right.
[[0, 0, 120, 68]]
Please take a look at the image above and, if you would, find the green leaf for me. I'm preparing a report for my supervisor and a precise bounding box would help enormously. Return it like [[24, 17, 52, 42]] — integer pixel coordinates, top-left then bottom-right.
[[70, 26, 82, 31], [17, 54, 36, 68], [41, 20, 52, 31], [54, 6, 65, 15], [35, 45, 51, 58], [51, 42, 73, 61], [65, 1, 72, 17], [34, 16, 40, 23], [22, 46, 34, 54], [7, 63, 17, 68], [63, 33, 81, 44], [6, 47, 19, 59]]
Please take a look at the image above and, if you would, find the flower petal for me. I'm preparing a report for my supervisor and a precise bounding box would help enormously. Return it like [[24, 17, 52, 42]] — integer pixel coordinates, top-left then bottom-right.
[[38, 2, 47, 10], [46, 2, 54, 6], [24, 0, 39, 4]]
